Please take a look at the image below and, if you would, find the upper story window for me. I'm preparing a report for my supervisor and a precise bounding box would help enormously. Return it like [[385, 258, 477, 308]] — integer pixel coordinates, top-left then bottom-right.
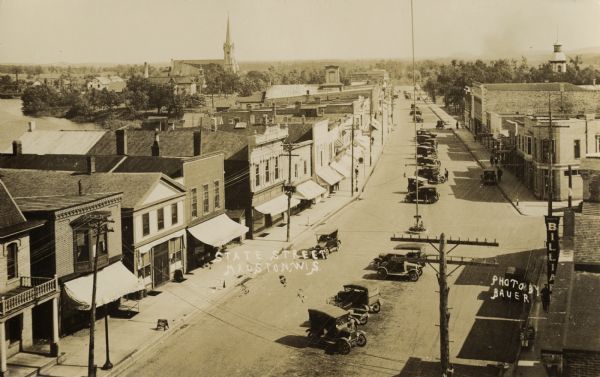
[[142, 213, 150, 236], [171, 203, 178, 225], [294, 163, 298, 178], [526, 137, 532, 155], [304, 160, 308, 175], [74, 227, 108, 272], [265, 160, 270, 183], [255, 165, 260, 187], [191, 188, 198, 218], [157, 208, 165, 230], [574, 139, 581, 159], [203, 184, 210, 214], [275, 158, 279, 180], [214, 180, 221, 209], [595, 135, 600, 153], [6, 243, 18, 280]]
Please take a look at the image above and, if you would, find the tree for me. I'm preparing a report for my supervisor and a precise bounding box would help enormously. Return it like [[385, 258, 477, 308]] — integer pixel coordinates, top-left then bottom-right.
[[21, 85, 60, 115], [124, 89, 149, 112], [148, 83, 173, 114]]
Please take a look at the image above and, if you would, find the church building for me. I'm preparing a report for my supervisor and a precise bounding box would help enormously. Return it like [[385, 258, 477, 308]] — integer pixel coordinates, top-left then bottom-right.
[[171, 16, 239, 77]]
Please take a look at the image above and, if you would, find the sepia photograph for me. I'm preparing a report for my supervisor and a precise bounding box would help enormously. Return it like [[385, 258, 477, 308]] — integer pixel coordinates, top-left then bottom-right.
[[1, 0, 600, 376]]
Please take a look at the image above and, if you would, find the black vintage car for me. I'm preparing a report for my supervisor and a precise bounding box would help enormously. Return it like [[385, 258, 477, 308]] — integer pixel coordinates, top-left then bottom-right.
[[306, 305, 367, 354], [408, 176, 428, 192], [374, 254, 423, 281], [481, 168, 498, 185], [405, 186, 439, 204], [418, 139, 437, 149], [330, 282, 382, 314], [418, 165, 446, 184], [436, 120, 445, 129], [417, 145, 437, 158], [417, 156, 441, 166], [417, 129, 437, 138]]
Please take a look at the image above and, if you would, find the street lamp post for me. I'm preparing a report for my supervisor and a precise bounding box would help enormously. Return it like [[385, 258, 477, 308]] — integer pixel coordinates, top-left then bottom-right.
[[102, 305, 113, 370]]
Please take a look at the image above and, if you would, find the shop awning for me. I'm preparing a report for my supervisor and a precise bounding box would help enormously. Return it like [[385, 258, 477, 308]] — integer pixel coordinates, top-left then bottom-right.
[[64, 262, 144, 311], [254, 194, 300, 216], [316, 166, 343, 186], [331, 155, 352, 177], [294, 180, 327, 200], [187, 214, 249, 247]]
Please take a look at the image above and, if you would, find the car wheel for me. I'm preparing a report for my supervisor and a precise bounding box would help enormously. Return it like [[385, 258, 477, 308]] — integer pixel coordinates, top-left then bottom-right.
[[337, 339, 352, 355], [371, 301, 381, 313], [359, 315, 368, 325], [356, 332, 367, 347], [377, 268, 388, 279], [409, 270, 419, 282]]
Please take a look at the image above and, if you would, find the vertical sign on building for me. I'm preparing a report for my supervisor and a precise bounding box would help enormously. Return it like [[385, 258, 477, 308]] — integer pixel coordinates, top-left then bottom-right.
[[545, 216, 560, 291]]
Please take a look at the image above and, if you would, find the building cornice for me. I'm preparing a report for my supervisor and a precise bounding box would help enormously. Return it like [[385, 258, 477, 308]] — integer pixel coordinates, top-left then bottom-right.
[[54, 194, 122, 221]]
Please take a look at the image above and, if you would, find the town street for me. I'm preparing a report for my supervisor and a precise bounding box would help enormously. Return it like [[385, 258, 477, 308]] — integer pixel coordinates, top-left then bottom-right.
[[122, 91, 546, 377]]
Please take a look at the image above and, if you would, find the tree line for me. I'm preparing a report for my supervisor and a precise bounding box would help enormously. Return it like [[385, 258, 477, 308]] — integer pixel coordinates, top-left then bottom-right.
[[422, 57, 600, 114]]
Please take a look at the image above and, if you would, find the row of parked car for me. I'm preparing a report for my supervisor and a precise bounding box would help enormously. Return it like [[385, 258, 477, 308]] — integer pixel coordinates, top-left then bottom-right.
[[405, 129, 445, 204]]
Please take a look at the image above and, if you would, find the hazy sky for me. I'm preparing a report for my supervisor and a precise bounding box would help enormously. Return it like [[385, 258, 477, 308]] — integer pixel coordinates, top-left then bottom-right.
[[0, 0, 599, 64]]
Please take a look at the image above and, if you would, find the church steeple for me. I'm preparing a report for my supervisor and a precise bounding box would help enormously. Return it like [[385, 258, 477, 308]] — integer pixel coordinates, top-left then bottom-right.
[[223, 14, 238, 74]]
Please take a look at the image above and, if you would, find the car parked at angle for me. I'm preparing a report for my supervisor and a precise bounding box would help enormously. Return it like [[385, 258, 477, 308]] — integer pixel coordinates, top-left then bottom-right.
[[329, 281, 382, 315], [306, 305, 367, 355], [373, 253, 423, 281], [296, 227, 341, 260], [405, 185, 439, 204]]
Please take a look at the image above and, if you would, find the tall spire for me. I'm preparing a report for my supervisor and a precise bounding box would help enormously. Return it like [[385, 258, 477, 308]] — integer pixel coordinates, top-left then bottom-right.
[[225, 13, 231, 46]]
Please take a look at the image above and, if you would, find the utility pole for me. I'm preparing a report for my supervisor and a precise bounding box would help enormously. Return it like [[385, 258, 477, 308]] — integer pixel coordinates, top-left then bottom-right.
[[391, 233, 499, 375], [84, 211, 113, 377], [548, 95, 554, 216], [351, 117, 355, 195], [282, 143, 298, 242]]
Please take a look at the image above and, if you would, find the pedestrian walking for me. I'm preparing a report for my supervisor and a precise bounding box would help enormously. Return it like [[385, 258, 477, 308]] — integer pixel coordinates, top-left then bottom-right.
[[444, 168, 449, 181], [541, 284, 550, 312], [497, 168, 503, 182]]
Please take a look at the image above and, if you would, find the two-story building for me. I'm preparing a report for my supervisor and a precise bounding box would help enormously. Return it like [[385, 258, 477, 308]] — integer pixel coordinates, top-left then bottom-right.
[[513, 114, 600, 200], [313, 119, 344, 193], [0, 180, 58, 374]]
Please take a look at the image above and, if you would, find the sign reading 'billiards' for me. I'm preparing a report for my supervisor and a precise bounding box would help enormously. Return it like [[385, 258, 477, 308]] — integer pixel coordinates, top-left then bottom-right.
[[545, 216, 560, 292]]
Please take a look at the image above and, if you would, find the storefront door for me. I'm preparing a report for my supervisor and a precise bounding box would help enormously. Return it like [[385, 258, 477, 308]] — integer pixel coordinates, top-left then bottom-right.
[[152, 242, 170, 288]]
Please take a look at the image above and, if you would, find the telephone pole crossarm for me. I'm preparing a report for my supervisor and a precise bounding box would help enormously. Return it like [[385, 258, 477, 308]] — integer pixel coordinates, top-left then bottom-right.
[[390, 234, 499, 247]]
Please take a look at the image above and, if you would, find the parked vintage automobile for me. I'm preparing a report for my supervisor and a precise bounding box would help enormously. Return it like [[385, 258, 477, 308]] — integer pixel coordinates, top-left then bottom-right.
[[405, 185, 439, 204], [295, 228, 340, 260], [306, 305, 367, 354], [410, 109, 422, 116], [418, 165, 446, 184], [417, 156, 441, 166], [408, 176, 429, 192], [417, 145, 437, 158], [436, 120, 445, 129], [316, 227, 341, 253], [481, 168, 498, 185], [417, 129, 437, 138], [418, 139, 437, 149], [415, 115, 424, 123], [375, 254, 423, 281], [417, 134, 436, 143], [392, 243, 427, 267], [329, 282, 382, 314]]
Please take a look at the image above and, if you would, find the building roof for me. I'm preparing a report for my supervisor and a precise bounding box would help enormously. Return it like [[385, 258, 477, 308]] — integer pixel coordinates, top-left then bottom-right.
[[174, 59, 224, 68], [14, 193, 121, 213], [3, 130, 107, 155], [482, 82, 585, 92], [564, 271, 600, 351], [0, 179, 45, 238], [93, 76, 124, 85], [265, 85, 320, 99], [0, 169, 183, 209], [113, 156, 185, 178], [0, 179, 27, 228], [91, 128, 248, 160], [0, 154, 122, 172], [285, 122, 313, 143]]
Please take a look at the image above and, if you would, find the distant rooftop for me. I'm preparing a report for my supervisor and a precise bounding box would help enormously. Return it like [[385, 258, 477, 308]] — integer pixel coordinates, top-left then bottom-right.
[[4, 130, 107, 155], [14, 193, 121, 213], [481, 82, 586, 92]]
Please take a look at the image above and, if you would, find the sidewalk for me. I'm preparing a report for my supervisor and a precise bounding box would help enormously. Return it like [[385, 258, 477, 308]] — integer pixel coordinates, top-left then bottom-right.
[[428, 103, 571, 217], [17, 117, 389, 377]]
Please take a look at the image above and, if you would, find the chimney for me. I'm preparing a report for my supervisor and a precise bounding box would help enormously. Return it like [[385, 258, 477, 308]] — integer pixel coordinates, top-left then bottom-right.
[[144, 62, 149, 79], [272, 103, 277, 117], [12, 140, 22, 155], [78, 180, 83, 196], [28, 121, 35, 132], [151, 132, 160, 156], [87, 156, 96, 174], [116, 129, 127, 155], [193, 130, 202, 156]]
